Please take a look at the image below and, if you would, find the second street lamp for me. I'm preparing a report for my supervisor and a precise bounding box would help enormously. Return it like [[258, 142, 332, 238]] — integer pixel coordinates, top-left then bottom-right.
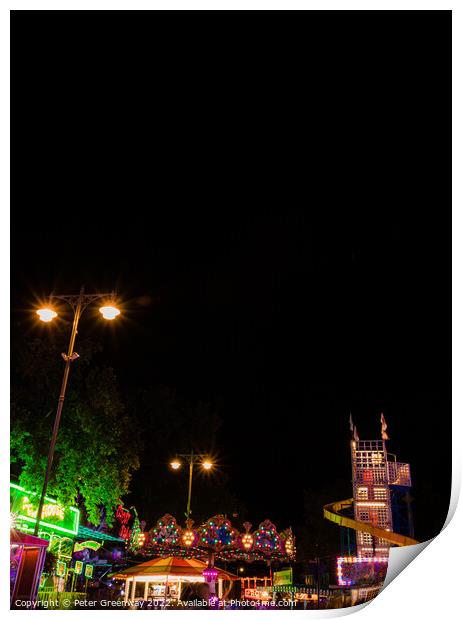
[[34, 286, 121, 536], [170, 452, 213, 519]]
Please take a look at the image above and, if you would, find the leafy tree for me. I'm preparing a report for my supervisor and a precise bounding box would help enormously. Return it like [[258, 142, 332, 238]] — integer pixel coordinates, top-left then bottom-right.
[[10, 326, 141, 526]]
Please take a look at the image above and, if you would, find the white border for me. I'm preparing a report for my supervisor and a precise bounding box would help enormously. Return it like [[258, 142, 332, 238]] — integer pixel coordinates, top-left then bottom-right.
[[2, 4, 458, 619], [1, 1, 459, 10]]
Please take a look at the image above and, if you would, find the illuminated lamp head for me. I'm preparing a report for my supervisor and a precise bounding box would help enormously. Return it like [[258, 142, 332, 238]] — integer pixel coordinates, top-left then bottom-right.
[[37, 308, 58, 322], [99, 305, 121, 320]]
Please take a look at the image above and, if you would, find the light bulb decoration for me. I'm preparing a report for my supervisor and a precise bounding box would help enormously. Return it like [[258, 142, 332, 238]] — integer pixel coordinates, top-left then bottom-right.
[[149, 514, 181, 547], [144, 513, 295, 562], [182, 518, 197, 547], [336, 556, 389, 586], [197, 515, 237, 550], [240, 522, 254, 551], [203, 568, 219, 582], [281, 528, 296, 559], [128, 511, 147, 553], [254, 519, 282, 556]]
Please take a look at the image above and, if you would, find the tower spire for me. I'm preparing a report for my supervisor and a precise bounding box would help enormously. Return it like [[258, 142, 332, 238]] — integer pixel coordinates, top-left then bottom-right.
[[349, 413, 359, 441], [380, 412, 389, 440]]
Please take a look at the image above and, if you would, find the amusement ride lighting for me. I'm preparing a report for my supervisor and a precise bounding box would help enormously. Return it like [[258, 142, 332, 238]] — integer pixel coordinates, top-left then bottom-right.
[[203, 568, 219, 582], [182, 530, 195, 547], [285, 538, 294, 556], [336, 556, 389, 586], [241, 533, 253, 550]]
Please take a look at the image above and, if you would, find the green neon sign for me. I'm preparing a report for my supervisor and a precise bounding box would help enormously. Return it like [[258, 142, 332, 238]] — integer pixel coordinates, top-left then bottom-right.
[[10, 482, 80, 536], [74, 561, 83, 575], [85, 564, 94, 579], [56, 560, 67, 577], [273, 568, 293, 587], [74, 540, 101, 552]]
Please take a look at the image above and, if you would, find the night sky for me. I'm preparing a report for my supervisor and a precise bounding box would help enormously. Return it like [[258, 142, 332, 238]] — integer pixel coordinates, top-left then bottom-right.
[[11, 13, 451, 545]]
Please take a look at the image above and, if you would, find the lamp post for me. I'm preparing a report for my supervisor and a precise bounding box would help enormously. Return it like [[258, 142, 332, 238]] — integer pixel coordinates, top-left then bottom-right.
[[34, 286, 121, 536], [169, 452, 213, 519]]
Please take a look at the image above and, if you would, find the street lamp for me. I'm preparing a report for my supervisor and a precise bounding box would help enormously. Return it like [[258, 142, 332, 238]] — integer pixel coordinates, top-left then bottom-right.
[[99, 306, 120, 320], [169, 452, 213, 519], [33, 286, 121, 536], [36, 308, 57, 322]]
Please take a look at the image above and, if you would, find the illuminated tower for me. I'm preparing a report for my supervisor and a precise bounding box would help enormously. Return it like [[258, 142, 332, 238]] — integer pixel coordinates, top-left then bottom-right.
[[350, 415, 412, 558]]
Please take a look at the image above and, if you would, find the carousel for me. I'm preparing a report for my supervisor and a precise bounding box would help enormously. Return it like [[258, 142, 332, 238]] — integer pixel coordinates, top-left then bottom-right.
[[113, 513, 295, 602], [146, 514, 295, 562]]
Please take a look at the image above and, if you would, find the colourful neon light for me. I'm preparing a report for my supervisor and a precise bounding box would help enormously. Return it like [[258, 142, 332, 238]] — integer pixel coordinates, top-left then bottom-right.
[[203, 568, 219, 582], [85, 564, 94, 579], [22, 496, 65, 520], [74, 540, 102, 552], [56, 560, 67, 577], [14, 514, 79, 536], [336, 556, 389, 586], [10, 483, 80, 536], [74, 561, 83, 575]]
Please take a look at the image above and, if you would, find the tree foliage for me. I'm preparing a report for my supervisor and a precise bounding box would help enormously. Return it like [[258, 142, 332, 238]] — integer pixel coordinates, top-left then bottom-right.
[[11, 327, 140, 526]]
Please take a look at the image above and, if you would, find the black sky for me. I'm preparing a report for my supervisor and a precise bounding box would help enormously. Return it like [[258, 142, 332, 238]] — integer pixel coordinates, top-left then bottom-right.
[[11, 12, 451, 544]]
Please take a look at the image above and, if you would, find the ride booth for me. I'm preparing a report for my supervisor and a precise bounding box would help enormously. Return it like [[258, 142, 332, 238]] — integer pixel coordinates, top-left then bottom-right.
[[111, 557, 238, 605], [10, 530, 48, 608]]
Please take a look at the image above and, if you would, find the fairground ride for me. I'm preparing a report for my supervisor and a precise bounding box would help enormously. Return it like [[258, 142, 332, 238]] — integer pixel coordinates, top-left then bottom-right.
[[323, 415, 418, 568]]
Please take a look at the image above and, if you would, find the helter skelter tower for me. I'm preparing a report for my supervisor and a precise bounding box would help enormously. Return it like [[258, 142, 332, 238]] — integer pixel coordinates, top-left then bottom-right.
[[350, 414, 412, 558]]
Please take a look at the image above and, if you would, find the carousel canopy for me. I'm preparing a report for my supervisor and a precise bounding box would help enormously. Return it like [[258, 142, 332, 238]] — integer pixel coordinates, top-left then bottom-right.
[[111, 556, 238, 580]]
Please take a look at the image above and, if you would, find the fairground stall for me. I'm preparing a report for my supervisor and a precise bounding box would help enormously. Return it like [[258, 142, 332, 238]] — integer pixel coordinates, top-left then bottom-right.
[[10, 482, 80, 599], [111, 556, 238, 603], [10, 529, 49, 608]]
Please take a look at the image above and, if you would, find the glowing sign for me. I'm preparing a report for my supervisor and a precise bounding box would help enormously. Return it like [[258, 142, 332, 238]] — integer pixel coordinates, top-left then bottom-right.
[[336, 556, 388, 586], [115, 505, 132, 540], [10, 483, 80, 536], [116, 505, 131, 525], [56, 560, 67, 577], [273, 568, 293, 586], [74, 561, 83, 575], [74, 540, 102, 552], [244, 589, 271, 601], [22, 496, 65, 520], [85, 564, 94, 579]]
